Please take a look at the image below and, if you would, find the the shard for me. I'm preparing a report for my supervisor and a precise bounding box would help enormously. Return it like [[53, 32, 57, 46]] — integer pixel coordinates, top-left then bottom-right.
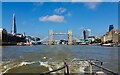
[[11, 13, 17, 34]]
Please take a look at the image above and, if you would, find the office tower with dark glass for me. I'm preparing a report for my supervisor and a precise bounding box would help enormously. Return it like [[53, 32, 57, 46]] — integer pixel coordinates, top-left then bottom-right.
[[83, 29, 91, 40], [109, 25, 114, 32]]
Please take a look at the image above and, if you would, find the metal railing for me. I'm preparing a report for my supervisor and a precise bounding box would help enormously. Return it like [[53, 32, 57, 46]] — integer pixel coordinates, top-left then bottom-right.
[[88, 59, 119, 75]]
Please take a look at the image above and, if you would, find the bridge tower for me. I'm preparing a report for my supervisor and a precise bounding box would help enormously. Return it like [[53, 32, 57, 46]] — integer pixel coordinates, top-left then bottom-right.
[[68, 30, 72, 45], [49, 30, 53, 45]]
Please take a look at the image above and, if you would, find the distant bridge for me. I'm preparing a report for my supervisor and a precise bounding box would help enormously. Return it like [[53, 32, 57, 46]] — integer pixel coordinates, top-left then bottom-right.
[[49, 30, 72, 45], [30, 30, 83, 45]]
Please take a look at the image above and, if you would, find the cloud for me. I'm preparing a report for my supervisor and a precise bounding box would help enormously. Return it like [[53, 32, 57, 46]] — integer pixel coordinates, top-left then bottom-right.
[[84, 2, 100, 9], [71, 0, 102, 9], [83, 0, 102, 9], [54, 7, 72, 17], [32, 2, 44, 11], [54, 7, 67, 14], [39, 15, 65, 23]]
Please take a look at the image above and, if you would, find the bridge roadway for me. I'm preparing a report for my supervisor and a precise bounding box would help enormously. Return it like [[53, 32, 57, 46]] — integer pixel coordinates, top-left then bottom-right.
[[53, 33, 68, 35]]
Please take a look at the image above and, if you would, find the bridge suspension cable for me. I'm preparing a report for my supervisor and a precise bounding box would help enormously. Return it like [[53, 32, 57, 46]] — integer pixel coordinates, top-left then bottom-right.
[[40, 36, 49, 42]]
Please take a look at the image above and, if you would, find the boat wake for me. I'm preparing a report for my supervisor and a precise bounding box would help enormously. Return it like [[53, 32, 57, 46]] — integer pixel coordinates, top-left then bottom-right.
[[1, 58, 91, 75]]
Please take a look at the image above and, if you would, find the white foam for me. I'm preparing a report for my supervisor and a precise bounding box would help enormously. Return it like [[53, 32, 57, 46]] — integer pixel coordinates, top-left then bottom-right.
[[2, 61, 36, 74], [38, 61, 54, 72], [39, 61, 49, 67], [48, 67, 53, 71], [79, 66, 85, 73], [19, 61, 35, 66]]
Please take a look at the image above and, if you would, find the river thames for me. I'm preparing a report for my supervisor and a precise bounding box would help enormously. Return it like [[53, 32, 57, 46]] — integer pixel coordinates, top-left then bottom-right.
[[1, 45, 119, 74]]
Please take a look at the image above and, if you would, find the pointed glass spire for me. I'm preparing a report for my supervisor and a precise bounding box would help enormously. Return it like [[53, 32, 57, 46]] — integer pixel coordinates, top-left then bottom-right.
[[11, 13, 17, 34]]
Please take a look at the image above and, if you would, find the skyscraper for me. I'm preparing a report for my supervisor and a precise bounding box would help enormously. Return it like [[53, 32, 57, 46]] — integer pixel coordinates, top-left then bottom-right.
[[11, 13, 17, 34], [109, 25, 114, 32], [83, 29, 91, 40]]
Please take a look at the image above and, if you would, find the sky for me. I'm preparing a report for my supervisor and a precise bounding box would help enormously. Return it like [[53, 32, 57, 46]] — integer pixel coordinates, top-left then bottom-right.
[[2, 2, 118, 39], [0, 2, 1, 27]]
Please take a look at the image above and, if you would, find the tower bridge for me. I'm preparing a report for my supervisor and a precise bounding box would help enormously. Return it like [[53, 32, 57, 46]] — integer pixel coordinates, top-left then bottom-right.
[[49, 30, 73, 45], [39, 30, 81, 45]]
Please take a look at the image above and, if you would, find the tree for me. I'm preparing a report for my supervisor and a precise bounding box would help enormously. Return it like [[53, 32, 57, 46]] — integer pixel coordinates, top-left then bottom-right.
[[93, 38, 101, 43], [105, 40, 113, 43]]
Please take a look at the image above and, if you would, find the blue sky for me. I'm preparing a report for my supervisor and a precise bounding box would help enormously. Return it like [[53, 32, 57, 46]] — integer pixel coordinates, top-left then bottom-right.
[[2, 2, 118, 38], [0, 2, 1, 27]]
